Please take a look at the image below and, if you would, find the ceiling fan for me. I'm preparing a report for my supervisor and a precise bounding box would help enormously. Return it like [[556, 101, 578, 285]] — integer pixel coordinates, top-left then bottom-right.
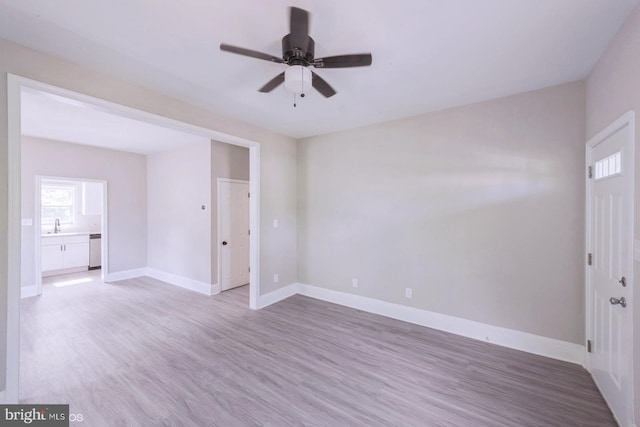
[[220, 7, 372, 100]]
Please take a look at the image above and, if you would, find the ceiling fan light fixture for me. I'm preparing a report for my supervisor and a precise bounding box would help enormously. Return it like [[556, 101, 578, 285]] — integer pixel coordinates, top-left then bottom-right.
[[284, 65, 312, 94]]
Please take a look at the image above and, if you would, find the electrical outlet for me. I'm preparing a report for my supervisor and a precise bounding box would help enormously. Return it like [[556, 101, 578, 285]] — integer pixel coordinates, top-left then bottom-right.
[[273, 219, 279, 228], [405, 288, 412, 299], [273, 274, 279, 283], [352, 278, 358, 288]]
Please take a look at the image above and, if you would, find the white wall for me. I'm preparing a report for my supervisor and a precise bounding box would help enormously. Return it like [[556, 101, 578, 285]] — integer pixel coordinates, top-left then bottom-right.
[[211, 140, 249, 283], [0, 37, 298, 394], [298, 81, 585, 344], [585, 3, 640, 423], [21, 136, 147, 287], [147, 142, 211, 284]]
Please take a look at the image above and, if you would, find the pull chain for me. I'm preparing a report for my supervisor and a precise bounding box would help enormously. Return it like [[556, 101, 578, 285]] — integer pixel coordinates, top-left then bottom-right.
[[300, 66, 306, 99]]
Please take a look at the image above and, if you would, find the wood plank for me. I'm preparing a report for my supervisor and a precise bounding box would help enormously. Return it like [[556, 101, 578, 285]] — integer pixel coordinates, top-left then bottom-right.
[[20, 271, 615, 426]]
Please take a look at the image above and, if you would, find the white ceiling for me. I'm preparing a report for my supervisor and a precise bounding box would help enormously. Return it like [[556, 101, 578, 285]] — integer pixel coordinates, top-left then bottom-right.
[[21, 88, 210, 155], [1, 0, 638, 139]]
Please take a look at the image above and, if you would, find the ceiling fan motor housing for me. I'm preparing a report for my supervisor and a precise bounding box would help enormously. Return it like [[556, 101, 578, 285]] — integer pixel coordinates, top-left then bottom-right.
[[282, 34, 315, 64]]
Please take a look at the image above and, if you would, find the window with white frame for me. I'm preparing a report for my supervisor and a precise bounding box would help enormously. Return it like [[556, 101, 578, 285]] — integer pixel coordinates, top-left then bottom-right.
[[41, 182, 78, 225]]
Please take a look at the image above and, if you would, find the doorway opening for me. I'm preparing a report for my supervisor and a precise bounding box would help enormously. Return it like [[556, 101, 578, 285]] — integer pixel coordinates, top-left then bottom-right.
[[6, 74, 263, 403], [34, 177, 107, 296]]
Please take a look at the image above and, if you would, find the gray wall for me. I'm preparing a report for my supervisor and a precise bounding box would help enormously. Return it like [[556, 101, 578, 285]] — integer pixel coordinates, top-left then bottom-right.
[[21, 136, 147, 285], [298, 81, 585, 344], [585, 3, 640, 423], [210, 140, 250, 284], [261, 135, 298, 294], [0, 37, 298, 395], [148, 142, 211, 284]]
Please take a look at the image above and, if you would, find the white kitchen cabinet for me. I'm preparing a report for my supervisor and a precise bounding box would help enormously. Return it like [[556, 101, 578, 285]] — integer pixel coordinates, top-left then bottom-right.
[[82, 182, 103, 215], [41, 242, 64, 272], [64, 242, 90, 268], [42, 234, 90, 273]]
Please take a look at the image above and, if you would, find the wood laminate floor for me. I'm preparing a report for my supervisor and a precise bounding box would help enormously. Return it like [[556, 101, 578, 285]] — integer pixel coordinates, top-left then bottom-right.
[[20, 271, 615, 426]]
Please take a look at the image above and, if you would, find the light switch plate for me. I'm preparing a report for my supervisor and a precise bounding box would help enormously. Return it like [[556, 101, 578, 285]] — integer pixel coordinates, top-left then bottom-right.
[[273, 219, 279, 228]]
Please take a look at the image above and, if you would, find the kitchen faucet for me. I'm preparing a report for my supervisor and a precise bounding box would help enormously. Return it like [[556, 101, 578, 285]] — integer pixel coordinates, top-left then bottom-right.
[[54, 218, 60, 233]]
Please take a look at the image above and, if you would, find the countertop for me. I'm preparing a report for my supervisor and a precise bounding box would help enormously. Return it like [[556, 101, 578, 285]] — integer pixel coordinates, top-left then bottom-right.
[[41, 232, 92, 238]]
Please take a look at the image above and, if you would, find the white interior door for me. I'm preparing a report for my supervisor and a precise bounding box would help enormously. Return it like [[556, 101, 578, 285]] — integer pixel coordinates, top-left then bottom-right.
[[220, 180, 250, 291], [588, 119, 634, 426]]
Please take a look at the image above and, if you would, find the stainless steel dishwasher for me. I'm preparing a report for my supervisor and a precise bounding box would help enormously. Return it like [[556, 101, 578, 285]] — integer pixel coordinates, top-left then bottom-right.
[[89, 233, 101, 270]]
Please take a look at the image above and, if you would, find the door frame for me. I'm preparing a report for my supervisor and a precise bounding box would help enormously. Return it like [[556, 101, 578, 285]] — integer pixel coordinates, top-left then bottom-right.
[[217, 178, 250, 291], [584, 110, 635, 422], [33, 176, 109, 296], [5, 74, 262, 403]]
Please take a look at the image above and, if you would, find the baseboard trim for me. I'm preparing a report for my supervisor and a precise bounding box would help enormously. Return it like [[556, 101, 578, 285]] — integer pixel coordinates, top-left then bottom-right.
[[105, 268, 147, 282], [257, 283, 298, 309], [42, 266, 87, 278], [211, 283, 221, 295], [145, 268, 217, 296], [20, 284, 38, 299], [296, 283, 585, 366]]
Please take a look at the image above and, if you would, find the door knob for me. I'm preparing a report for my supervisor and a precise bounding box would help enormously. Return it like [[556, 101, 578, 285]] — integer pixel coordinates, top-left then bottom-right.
[[619, 276, 627, 287], [609, 297, 627, 308], [222, 241, 228, 246]]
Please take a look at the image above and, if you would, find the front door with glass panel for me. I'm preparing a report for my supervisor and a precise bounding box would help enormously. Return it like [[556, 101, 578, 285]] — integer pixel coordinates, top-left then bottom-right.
[[588, 118, 634, 426]]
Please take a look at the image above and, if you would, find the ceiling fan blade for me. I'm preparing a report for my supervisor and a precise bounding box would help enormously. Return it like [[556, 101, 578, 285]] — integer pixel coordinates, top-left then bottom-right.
[[220, 44, 284, 63], [311, 71, 336, 98], [259, 72, 285, 93], [289, 7, 309, 48], [314, 54, 372, 68]]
